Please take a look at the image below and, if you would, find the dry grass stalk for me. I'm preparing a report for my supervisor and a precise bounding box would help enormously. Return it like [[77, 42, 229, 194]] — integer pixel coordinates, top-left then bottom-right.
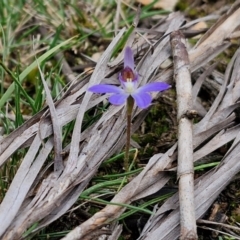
[[37, 62, 64, 174], [171, 30, 197, 240]]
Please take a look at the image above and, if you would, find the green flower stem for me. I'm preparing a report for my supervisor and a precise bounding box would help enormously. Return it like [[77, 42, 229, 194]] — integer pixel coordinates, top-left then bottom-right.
[[124, 96, 134, 170]]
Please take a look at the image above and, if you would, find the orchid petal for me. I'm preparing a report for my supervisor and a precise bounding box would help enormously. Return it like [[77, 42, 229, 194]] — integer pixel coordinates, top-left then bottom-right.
[[132, 92, 152, 109], [137, 82, 171, 93], [124, 47, 134, 69], [109, 93, 129, 105], [88, 84, 123, 94]]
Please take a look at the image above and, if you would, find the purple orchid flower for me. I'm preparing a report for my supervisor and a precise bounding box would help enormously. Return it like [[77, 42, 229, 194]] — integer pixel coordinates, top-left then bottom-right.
[[88, 47, 171, 109]]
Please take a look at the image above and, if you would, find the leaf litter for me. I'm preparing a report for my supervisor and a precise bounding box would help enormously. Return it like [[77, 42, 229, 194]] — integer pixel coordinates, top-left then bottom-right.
[[1, 1, 240, 239]]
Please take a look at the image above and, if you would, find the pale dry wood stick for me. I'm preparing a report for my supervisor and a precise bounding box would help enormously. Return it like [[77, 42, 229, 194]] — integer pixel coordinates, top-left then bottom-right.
[[171, 31, 197, 240]]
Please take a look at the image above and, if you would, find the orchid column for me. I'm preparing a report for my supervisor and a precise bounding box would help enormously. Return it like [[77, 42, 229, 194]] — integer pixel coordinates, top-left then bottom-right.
[[89, 47, 170, 170]]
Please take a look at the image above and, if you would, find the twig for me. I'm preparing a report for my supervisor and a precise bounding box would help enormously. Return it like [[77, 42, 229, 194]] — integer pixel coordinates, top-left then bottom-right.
[[198, 219, 240, 232], [198, 225, 240, 240], [171, 31, 197, 240]]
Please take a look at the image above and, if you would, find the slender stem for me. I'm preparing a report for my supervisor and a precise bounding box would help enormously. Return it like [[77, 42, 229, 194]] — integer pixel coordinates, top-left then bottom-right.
[[124, 113, 131, 170], [124, 96, 134, 170]]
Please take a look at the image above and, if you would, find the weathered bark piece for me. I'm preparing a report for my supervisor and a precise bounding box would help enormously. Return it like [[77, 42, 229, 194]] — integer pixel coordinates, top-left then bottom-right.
[[171, 31, 197, 240]]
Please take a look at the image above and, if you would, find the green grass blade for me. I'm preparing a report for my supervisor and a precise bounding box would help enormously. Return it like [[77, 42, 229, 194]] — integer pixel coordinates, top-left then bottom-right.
[[22, 222, 39, 238], [102, 148, 137, 166], [118, 193, 173, 220], [80, 196, 153, 215], [0, 62, 36, 112], [0, 36, 76, 110], [94, 168, 143, 180], [80, 179, 127, 197], [194, 162, 219, 171], [34, 79, 44, 112], [14, 77, 24, 127], [142, 0, 161, 11], [111, 25, 134, 58]]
